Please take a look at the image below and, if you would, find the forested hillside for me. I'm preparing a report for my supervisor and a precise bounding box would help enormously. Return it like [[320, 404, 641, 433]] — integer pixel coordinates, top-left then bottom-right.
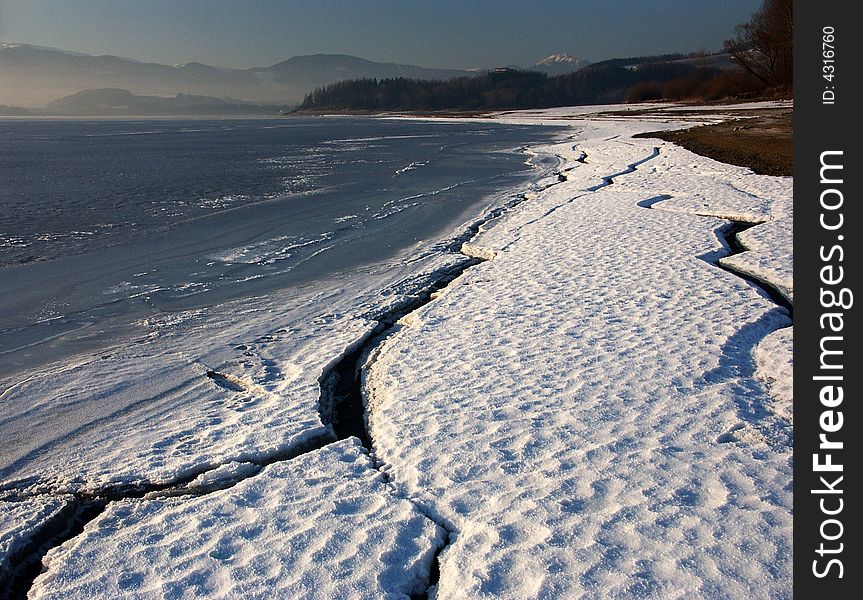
[[297, 56, 764, 112]]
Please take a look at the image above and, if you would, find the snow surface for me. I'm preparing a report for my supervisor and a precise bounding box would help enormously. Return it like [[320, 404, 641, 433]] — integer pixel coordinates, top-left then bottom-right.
[[0, 496, 74, 589], [0, 303, 359, 492], [0, 252, 470, 494], [754, 328, 793, 422], [720, 217, 793, 305], [367, 108, 793, 598], [661, 100, 793, 112], [30, 439, 444, 600]]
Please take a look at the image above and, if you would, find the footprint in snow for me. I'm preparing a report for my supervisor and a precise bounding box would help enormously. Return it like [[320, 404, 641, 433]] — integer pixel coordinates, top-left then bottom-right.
[[206, 370, 247, 392]]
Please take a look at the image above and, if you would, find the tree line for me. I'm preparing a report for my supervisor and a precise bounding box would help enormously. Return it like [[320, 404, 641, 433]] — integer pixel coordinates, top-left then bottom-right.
[[297, 0, 791, 112], [297, 61, 722, 112]]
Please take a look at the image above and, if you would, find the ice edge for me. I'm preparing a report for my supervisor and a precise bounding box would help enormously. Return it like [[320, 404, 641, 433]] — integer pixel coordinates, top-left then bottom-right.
[[4, 143, 570, 600]]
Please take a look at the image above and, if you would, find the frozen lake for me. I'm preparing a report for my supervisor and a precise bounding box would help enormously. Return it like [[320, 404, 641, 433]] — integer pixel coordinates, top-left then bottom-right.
[[0, 117, 561, 377]]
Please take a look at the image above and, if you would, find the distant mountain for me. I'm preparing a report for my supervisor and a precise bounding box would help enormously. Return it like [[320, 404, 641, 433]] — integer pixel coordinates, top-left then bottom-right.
[[0, 104, 30, 116], [529, 54, 590, 76], [0, 43, 474, 108], [251, 54, 471, 92], [44, 88, 281, 116], [0, 43, 262, 107]]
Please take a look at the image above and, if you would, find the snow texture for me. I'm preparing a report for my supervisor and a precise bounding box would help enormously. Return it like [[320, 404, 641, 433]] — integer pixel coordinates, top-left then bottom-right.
[[0, 251, 467, 494], [754, 328, 793, 422], [0, 496, 74, 589], [0, 312, 362, 493], [367, 107, 793, 599], [30, 439, 444, 599], [720, 217, 793, 305]]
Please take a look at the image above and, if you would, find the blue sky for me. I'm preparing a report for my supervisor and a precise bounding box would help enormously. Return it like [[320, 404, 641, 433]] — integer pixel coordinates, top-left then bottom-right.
[[0, 0, 763, 68]]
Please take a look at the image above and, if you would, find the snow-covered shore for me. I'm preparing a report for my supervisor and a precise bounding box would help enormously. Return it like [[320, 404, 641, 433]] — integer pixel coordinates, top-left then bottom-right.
[[3, 103, 792, 598], [28, 439, 444, 599], [367, 105, 793, 598]]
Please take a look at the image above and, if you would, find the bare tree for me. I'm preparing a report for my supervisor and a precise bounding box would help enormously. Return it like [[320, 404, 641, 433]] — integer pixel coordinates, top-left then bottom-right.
[[724, 0, 793, 87]]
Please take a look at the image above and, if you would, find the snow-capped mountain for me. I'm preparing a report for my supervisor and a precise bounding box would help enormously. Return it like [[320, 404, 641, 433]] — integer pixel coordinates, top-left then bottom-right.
[[530, 54, 591, 75]]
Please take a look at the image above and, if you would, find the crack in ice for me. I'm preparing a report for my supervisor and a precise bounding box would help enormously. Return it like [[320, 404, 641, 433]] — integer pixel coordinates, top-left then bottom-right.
[[634, 186, 793, 449]]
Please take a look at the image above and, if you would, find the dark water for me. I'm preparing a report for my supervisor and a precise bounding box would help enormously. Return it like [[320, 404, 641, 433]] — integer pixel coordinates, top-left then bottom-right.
[[0, 117, 562, 372]]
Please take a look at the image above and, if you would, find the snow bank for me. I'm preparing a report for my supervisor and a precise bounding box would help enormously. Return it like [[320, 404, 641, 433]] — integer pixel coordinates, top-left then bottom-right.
[[30, 439, 444, 599], [367, 111, 793, 598]]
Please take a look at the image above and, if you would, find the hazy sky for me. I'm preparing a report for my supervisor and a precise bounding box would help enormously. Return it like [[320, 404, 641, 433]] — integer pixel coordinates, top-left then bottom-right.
[[1, 0, 763, 69]]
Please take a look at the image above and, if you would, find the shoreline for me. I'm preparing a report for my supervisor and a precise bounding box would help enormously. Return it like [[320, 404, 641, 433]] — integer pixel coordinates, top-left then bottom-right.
[[3, 103, 794, 598], [634, 109, 792, 176], [2, 103, 793, 177], [0, 117, 559, 385], [1, 121, 569, 598]]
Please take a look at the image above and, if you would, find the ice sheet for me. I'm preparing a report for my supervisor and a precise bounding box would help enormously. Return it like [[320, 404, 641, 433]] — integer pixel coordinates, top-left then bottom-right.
[[0, 496, 74, 592], [0, 252, 470, 493], [29, 439, 444, 599]]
